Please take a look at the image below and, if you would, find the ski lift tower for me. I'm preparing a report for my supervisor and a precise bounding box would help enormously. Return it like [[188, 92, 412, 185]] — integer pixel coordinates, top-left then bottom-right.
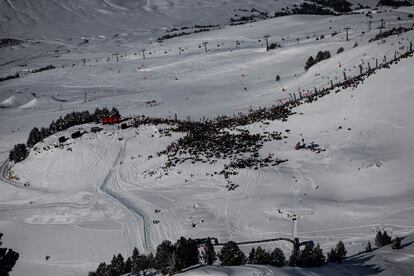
[[264, 34, 270, 51], [379, 19, 386, 43], [202, 42, 209, 53], [344, 26, 351, 41], [113, 53, 119, 63]]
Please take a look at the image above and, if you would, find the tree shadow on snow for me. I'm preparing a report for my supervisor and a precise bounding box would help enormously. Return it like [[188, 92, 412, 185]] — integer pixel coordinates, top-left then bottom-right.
[[339, 254, 385, 275]]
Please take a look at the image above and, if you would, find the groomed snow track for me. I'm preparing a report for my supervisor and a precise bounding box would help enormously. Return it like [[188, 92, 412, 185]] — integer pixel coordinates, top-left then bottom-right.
[[98, 140, 151, 250]]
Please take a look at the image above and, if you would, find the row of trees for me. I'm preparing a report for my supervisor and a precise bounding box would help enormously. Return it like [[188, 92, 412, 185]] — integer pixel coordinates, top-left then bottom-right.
[[91, 237, 350, 275], [378, 0, 414, 7], [305, 50, 331, 70], [310, 0, 352, 13], [365, 230, 403, 253], [90, 237, 205, 276], [9, 107, 120, 163], [247, 246, 286, 266]]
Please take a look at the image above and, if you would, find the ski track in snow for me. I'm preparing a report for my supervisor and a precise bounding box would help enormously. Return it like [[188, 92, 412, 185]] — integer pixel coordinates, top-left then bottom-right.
[[98, 137, 151, 250]]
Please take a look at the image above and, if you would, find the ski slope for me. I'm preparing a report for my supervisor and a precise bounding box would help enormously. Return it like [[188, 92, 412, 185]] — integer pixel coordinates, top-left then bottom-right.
[[0, 2, 414, 276]]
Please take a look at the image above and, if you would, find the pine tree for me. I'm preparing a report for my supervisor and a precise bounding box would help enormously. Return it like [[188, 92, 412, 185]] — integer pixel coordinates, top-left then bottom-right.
[[131, 247, 142, 275], [174, 237, 199, 271], [95, 262, 107, 276], [327, 248, 337, 263], [296, 243, 325, 267], [311, 244, 326, 267], [109, 254, 124, 275], [155, 240, 174, 274], [375, 231, 384, 247], [288, 248, 299, 266], [337, 47, 345, 54], [365, 241, 372, 252], [146, 253, 155, 271], [382, 231, 392, 246], [202, 237, 216, 265], [27, 127, 41, 147], [0, 233, 20, 276], [270, 247, 286, 267], [392, 237, 401, 250], [124, 257, 132, 274], [9, 144, 28, 163], [305, 56, 315, 70], [376, 230, 392, 247], [218, 241, 246, 266], [254, 246, 271, 264], [168, 251, 179, 275], [111, 107, 121, 118], [334, 241, 346, 263], [248, 247, 256, 264]]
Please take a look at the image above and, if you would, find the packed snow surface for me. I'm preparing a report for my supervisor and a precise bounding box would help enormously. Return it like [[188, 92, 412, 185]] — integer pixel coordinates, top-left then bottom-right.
[[0, 1, 414, 276]]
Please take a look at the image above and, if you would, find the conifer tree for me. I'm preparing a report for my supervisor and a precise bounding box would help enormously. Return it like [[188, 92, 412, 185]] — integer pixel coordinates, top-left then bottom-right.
[[0, 233, 19, 276], [248, 247, 256, 264], [9, 144, 28, 163], [131, 247, 142, 275], [27, 127, 41, 147], [270, 247, 286, 267], [202, 237, 216, 265], [288, 248, 299, 266], [155, 240, 174, 274], [254, 246, 271, 264], [334, 241, 346, 263], [305, 56, 315, 70], [218, 241, 246, 266], [392, 237, 401, 250], [95, 262, 107, 276], [365, 241, 372, 252], [311, 244, 326, 266], [327, 248, 337, 263], [124, 257, 132, 274], [382, 231, 392, 246], [375, 231, 384, 247], [174, 237, 199, 272]]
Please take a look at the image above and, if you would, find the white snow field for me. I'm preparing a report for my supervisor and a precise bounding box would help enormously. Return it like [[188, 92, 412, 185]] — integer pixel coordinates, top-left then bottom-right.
[[1, 1, 414, 276]]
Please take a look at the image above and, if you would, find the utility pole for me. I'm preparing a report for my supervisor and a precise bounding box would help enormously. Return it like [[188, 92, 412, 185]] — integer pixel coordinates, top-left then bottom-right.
[[84, 91, 87, 103], [368, 20, 372, 32], [202, 42, 208, 53], [178, 47, 181, 55], [264, 34, 270, 51], [344, 26, 351, 41], [141, 49, 146, 59], [113, 53, 119, 63]]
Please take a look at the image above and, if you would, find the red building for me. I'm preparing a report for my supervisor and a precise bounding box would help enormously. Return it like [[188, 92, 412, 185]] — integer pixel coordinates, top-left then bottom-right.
[[102, 115, 120, 124]]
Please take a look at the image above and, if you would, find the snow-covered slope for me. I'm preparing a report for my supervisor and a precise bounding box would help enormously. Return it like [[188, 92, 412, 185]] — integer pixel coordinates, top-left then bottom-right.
[[0, 0, 382, 40], [0, 0, 302, 39], [0, 2, 414, 276]]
